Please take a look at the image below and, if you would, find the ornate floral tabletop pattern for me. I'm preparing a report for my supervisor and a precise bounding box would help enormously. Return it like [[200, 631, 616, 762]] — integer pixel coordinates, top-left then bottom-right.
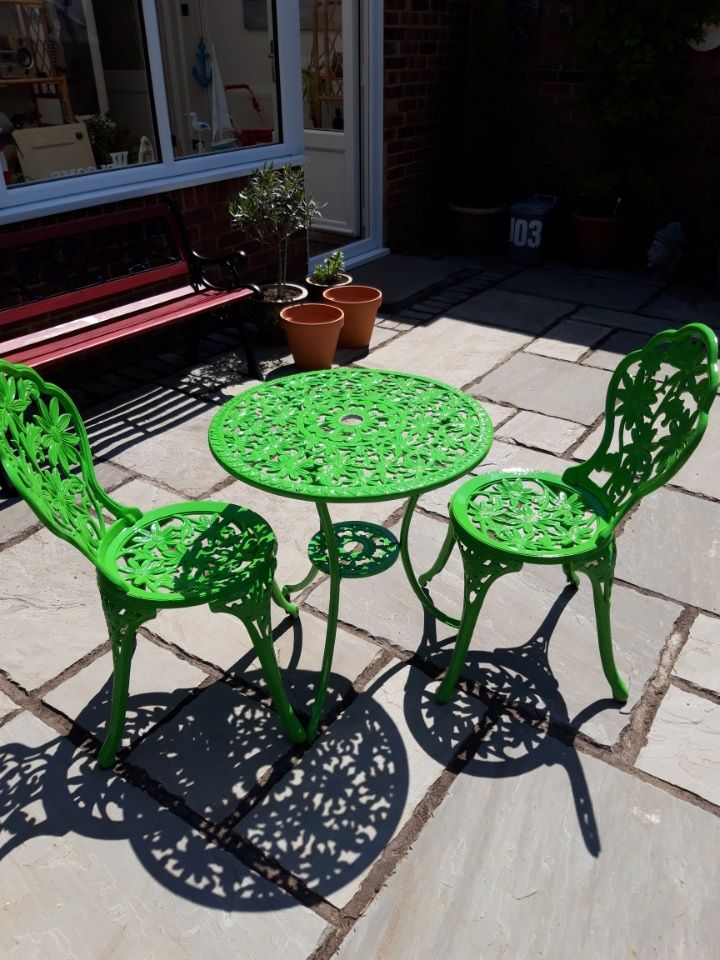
[[209, 369, 493, 502]]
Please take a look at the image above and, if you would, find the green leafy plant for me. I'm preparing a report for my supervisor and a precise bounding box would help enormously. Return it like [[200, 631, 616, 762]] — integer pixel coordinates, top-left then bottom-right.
[[85, 112, 135, 166], [578, 3, 720, 208], [229, 164, 322, 302], [310, 250, 345, 284]]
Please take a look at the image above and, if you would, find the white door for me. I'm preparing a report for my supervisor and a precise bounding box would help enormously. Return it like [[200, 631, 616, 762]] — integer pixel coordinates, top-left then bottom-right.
[[303, 0, 360, 237]]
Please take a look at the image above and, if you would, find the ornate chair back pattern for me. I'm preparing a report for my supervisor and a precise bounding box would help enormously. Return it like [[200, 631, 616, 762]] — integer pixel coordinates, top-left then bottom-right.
[[0, 361, 138, 563], [563, 323, 719, 527]]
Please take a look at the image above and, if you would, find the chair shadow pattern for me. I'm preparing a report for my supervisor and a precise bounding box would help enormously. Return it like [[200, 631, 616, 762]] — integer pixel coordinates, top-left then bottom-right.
[[426, 323, 719, 707], [0, 658, 410, 912], [0, 360, 305, 765], [405, 592, 616, 857]]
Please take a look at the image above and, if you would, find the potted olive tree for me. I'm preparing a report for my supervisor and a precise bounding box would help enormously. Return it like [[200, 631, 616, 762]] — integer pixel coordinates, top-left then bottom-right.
[[229, 164, 321, 337]]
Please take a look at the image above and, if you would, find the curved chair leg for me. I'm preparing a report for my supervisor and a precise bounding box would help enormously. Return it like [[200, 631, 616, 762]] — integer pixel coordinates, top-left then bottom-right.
[[419, 523, 456, 587], [562, 562, 580, 589], [212, 585, 306, 744], [571, 541, 629, 702], [97, 579, 155, 769], [436, 543, 523, 704]]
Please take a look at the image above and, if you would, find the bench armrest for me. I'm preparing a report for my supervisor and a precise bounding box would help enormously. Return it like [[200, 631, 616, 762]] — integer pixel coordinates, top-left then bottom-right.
[[187, 248, 249, 292]]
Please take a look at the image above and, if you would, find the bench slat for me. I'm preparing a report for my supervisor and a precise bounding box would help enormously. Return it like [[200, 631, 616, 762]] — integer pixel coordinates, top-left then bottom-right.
[[2, 286, 255, 369]]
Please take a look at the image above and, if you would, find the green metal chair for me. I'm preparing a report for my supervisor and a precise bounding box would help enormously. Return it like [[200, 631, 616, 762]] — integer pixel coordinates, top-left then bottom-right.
[[426, 323, 719, 705], [0, 361, 306, 767]]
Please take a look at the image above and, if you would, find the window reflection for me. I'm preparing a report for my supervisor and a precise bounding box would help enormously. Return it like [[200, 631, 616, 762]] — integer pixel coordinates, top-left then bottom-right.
[[156, 0, 279, 159], [1, 0, 157, 186]]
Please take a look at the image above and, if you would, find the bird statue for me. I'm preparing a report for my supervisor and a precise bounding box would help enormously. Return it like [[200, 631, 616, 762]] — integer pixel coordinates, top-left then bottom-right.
[[187, 112, 210, 152]]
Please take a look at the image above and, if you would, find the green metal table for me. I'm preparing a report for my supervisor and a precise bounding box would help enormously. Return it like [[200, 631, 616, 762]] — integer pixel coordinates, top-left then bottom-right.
[[208, 367, 493, 738]]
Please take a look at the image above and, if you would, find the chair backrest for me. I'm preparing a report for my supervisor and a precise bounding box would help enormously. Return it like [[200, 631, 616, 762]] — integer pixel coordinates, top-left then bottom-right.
[[563, 323, 719, 525], [0, 361, 139, 562]]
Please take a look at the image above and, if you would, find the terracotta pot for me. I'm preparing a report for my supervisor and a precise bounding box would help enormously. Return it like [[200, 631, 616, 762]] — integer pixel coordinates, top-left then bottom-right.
[[448, 202, 508, 254], [279, 302, 344, 371], [304, 272, 353, 302], [323, 285, 382, 349], [571, 210, 625, 267]]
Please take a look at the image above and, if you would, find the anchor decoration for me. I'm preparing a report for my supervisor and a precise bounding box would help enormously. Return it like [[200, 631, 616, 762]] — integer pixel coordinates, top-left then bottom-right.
[[192, 37, 212, 87]]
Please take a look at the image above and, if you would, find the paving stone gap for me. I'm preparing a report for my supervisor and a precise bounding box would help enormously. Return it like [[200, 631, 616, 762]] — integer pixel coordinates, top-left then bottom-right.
[[1, 254, 719, 960]]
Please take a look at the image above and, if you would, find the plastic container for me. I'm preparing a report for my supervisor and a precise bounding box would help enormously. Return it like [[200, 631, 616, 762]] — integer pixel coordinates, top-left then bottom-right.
[[508, 194, 557, 264]]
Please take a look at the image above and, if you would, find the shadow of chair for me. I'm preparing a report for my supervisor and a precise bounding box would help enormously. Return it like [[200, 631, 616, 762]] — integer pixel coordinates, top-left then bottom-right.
[[422, 322, 718, 706], [0, 360, 305, 767]]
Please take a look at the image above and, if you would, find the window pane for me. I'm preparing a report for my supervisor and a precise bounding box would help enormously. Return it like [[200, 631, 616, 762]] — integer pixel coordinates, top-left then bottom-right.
[[1, 0, 159, 188], [156, 0, 280, 159]]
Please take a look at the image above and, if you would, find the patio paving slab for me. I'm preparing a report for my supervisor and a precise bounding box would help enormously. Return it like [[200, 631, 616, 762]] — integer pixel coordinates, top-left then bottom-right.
[[153, 604, 380, 715], [615, 488, 720, 614], [524, 317, 610, 361], [236, 663, 487, 908], [581, 329, 649, 371], [641, 283, 720, 328], [673, 614, 720, 693], [108, 402, 227, 499], [129, 680, 298, 823], [350, 254, 462, 307], [335, 719, 720, 960], [0, 529, 107, 691], [446, 288, 572, 333], [43, 637, 207, 750], [476, 352, 613, 424], [495, 410, 586, 455], [307, 512, 679, 746], [357, 315, 533, 387], [636, 685, 720, 806], [499, 266, 655, 312], [0, 689, 20, 718], [571, 305, 674, 336], [0, 712, 327, 960]]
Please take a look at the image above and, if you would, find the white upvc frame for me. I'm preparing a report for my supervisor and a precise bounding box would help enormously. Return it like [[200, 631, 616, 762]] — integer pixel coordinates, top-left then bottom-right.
[[308, 0, 386, 270], [0, 0, 306, 226]]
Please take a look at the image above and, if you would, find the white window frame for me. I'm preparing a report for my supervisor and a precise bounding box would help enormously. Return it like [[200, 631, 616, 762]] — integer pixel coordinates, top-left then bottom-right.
[[0, 0, 306, 226]]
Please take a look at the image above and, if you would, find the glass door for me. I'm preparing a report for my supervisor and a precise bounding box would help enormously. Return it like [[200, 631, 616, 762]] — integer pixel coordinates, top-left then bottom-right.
[[302, 0, 361, 246]]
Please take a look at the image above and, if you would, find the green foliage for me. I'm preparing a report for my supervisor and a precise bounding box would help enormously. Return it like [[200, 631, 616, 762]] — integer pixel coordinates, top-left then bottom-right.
[[310, 250, 345, 284], [228, 164, 322, 300], [85, 112, 134, 166], [578, 2, 720, 203]]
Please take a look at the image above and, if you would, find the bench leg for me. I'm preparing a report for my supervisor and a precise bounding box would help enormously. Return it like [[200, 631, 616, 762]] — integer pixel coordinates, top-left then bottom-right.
[[239, 320, 263, 381]]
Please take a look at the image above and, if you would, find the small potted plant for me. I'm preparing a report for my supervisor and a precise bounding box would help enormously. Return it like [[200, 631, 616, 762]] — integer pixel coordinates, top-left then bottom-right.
[[305, 250, 352, 301], [229, 164, 321, 338]]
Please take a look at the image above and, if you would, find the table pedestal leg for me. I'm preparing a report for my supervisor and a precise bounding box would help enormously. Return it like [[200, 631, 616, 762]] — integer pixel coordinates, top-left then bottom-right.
[[400, 494, 461, 629], [308, 500, 341, 740], [271, 578, 299, 617]]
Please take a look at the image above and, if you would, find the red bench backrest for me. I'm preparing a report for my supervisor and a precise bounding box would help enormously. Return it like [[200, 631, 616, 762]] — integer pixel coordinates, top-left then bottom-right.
[[0, 201, 192, 328]]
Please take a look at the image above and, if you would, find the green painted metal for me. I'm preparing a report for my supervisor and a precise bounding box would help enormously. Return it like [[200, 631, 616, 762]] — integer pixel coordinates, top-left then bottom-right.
[[433, 323, 719, 704], [308, 521, 399, 577], [208, 368, 492, 502], [0, 360, 306, 766], [209, 367, 494, 738]]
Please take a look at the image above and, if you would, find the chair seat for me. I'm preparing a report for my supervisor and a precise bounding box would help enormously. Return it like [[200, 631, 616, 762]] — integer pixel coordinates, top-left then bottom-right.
[[450, 470, 612, 561], [97, 502, 276, 605]]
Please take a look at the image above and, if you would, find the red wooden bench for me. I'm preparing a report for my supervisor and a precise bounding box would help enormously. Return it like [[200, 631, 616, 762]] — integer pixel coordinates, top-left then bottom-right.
[[0, 195, 263, 379]]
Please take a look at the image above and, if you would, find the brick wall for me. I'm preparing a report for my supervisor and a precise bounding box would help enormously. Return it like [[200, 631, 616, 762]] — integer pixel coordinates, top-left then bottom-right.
[[383, 0, 469, 250]]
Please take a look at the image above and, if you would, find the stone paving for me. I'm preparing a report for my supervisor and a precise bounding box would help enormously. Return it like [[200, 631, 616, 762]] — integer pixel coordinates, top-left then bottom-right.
[[1, 255, 720, 959]]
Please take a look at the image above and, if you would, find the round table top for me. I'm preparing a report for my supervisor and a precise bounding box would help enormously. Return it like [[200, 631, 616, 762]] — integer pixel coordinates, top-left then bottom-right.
[[208, 368, 493, 503]]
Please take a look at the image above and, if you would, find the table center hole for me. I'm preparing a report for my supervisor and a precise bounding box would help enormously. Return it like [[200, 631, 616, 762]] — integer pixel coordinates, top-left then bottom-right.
[[340, 414, 364, 425]]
